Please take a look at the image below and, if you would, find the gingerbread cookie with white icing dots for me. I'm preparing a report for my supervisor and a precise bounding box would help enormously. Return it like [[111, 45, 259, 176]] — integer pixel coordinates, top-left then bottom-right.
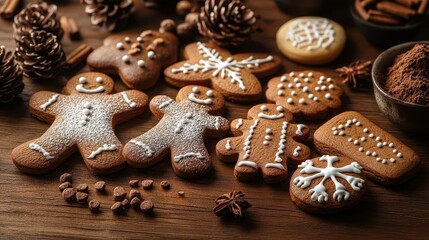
[[164, 42, 281, 102], [11, 72, 149, 175], [290, 155, 367, 214], [314, 111, 421, 186], [123, 85, 229, 178], [87, 30, 179, 90], [216, 104, 311, 183], [266, 70, 343, 120]]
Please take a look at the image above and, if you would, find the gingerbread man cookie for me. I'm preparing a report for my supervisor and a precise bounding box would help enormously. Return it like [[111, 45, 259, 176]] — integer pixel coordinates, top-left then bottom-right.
[[266, 71, 343, 120], [11, 73, 149, 175], [87, 30, 179, 90], [123, 85, 229, 178], [164, 42, 281, 102], [216, 104, 311, 183]]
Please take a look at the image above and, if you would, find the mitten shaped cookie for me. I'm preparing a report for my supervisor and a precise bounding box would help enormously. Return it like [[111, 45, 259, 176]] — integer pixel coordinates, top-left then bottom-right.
[[11, 72, 149, 175], [164, 42, 281, 102], [87, 30, 178, 90], [290, 155, 366, 214], [123, 85, 229, 178], [266, 71, 343, 120], [216, 104, 311, 183]]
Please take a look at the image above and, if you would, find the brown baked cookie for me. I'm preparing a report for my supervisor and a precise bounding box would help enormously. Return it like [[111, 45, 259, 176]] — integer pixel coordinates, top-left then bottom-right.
[[266, 71, 343, 120], [290, 155, 366, 214], [87, 30, 178, 90], [164, 42, 281, 102], [216, 104, 311, 183], [123, 85, 229, 178], [314, 111, 421, 186], [11, 72, 149, 175]]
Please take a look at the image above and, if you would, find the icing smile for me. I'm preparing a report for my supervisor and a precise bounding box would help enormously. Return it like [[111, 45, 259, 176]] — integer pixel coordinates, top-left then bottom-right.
[[258, 112, 284, 120], [76, 76, 106, 94], [188, 93, 212, 105]]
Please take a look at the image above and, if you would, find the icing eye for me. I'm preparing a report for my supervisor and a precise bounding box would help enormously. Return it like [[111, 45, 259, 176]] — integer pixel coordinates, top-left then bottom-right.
[[192, 87, 200, 93], [124, 37, 131, 43], [79, 77, 86, 84], [96, 77, 103, 83], [260, 105, 268, 111], [136, 37, 143, 43], [276, 106, 284, 112], [206, 90, 214, 97], [147, 51, 156, 59], [137, 60, 145, 68], [122, 55, 131, 63], [116, 42, 124, 50]]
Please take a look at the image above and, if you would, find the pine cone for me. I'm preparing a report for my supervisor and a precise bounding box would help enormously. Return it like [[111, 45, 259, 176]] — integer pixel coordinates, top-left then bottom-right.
[[198, 0, 256, 47], [15, 30, 66, 81], [81, 0, 135, 31], [0, 46, 24, 103], [13, 1, 63, 42]]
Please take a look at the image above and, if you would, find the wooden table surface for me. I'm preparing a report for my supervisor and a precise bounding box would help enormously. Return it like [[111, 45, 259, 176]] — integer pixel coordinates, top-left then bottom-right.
[[1, 0, 428, 239]]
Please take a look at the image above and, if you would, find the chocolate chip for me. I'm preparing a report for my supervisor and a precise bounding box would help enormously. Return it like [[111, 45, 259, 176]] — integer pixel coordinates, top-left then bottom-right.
[[59, 181, 72, 192], [60, 173, 72, 183], [76, 192, 88, 204], [94, 181, 106, 192], [129, 189, 141, 200], [113, 186, 127, 201], [62, 188, 76, 202], [76, 183, 88, 192], [122, 198, 130, 209], [130, 197, 142, 209], [142, 179, 153, 190], [140, 200, 154, 213], [178, 191, 185, 196], [111, 202, 124, 215], [160, 180, 170, 189], [88, 199, 100, 211], [129, 179, 139, 187]]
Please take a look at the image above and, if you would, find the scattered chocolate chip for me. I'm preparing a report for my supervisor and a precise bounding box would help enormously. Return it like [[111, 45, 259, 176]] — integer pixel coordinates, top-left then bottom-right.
[[76, 183, 89, 192], [62, 188, 76, 202], [129, 179, 139, 187], [130, 197, 142, 209], [178, 191, 185, 196], [111, 202, 124, 215], [140, 200, 154, 213], [76, 192, 89, 205], [160, 180, 170, 189], [88, 199, 100, 211], [94, 181, 106, 192], [159, 19, 176, 34], [122, 198, 130, 209], [59, 181, 72, 192], [142, 179, 153, 190], [113, 186, 127, 201], [59, 173, 72, 183], [129, 189, 141, 200]]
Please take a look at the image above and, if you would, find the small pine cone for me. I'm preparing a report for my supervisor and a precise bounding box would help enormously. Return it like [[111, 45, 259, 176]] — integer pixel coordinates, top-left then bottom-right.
[[15, 31, 66, 81], [198, 0, 256, 47], [13, 1, 63, 42], [81, 0, 135, 31], [0, 46, 24, 103]]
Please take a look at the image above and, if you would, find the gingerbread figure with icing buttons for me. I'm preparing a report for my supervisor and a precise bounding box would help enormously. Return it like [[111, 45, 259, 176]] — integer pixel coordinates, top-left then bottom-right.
[[11, 72, 149, 175], [87, 30, 179, 90], [123, 85, 229, 178], [216, 104, 311, 183]]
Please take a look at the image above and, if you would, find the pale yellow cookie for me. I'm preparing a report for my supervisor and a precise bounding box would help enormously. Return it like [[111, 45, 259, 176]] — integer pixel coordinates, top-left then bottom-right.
[[276, 17, 346, 65]]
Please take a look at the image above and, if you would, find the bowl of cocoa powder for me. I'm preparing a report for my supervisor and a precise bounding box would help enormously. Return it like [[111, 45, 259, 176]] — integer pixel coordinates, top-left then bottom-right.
[[372, 41, 429, 134]]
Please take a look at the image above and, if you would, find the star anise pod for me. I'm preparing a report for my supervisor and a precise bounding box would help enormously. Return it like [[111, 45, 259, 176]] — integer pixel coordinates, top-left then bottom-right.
[[336, 60, 372, 89], [213, 191, 251, 218]]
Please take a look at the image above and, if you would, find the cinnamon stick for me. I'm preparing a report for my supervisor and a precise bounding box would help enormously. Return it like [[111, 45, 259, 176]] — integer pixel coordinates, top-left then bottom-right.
[[0, 0, 20, 20], [368, 13, 402, 25], [356, 0, 370, 20], [361, 0, 379, 9], [65, 44, 93, 70], [418, 0, 428, 14], [376, 1, 416, 20], [61, 16, 81, 41]]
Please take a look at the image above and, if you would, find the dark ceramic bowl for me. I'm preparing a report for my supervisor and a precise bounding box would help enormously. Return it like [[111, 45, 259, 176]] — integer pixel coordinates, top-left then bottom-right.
[[350, 1, 429, 47], [372, 41, 429, 134]]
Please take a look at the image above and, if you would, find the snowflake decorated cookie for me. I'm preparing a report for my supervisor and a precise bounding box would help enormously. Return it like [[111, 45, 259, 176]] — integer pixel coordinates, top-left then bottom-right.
[[266, 70, 343, 120], [290, 155, 366, 214], [216, 104, 311, 183], [164, 42, 281, 102], [11, 72, 149, 175], [87, 30, 178, 90], [276, 17, 346, 65], [314, 111, 421, 186], [123, 85, 229, 178]]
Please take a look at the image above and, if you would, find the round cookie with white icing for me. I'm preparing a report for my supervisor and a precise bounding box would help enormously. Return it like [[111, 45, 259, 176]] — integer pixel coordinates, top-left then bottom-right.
[[266, 70, 343, 120], [87, 30, 179, 90], [290, 155, 367, 214], [216, 104, 311, 183], [11, 72, 149, 175], [123, 85, 229, 178], [276, 17, 346, 65]]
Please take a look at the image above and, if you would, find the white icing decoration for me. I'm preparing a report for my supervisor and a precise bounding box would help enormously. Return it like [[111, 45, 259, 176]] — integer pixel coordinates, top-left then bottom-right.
[[147, 51, 156, 59], [159, 99, 173, 109], [174, 112, 193, 133], [260, 105, 268, 111], [287, 98, 294, 104], [238, 160, 257, 169], [188, 93, 213, 105], [121, 92, 137, 107], [79, 77, 86, 83], [215, 117, 221, 130], [192, 87, 200, 93], [206, 90, 214, 97], [130, 140, 153, 157], [116, 42, 124, 50], [286, 18, 335, 51], [124, 37, 131, 43], [96, 77, 103, 83], [137, 60, 145, 68], [242, 119, 259, 160], [274, 121, 288, 163], [40, 94, 59, 111], [122, 55, 131, 63], [136, 37, 143, 43], [76, 81, 105, 94], [236, 118, 243, 129], [225, 140, 232, 151], [293, 146, 302, 157], [265, 163, 285, 170], [88, 144, 117, 159], [296, 124, 305, 136], [171, 42, 273, 91], [29, 143, 54, 160], [173, 152, 204, 162], [258, 112, 284, 120], [276, 106, 284, 112]]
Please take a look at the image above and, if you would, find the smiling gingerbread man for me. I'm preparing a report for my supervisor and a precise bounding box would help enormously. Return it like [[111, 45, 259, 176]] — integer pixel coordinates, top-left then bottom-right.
[[11, 72, 149, 175]]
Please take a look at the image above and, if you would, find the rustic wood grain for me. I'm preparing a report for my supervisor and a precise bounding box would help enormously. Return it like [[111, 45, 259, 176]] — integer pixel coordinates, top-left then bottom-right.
[[0, 0, 428, 239]]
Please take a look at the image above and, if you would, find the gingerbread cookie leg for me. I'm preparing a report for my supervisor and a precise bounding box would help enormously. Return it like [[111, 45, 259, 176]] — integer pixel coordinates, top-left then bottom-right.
[[170, 140, 212, 178]]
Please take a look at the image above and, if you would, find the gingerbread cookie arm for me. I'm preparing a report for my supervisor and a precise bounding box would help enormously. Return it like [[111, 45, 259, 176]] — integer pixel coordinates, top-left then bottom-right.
[[29, 91, 65, 123], [230, 118, 251, 136], [108, 90, 149, 123], [204, 115, 229, 137], [87, 44, 118, 75], [149, 95, 179, 118], [216, 137, 241, 163], [232, 53, 282, 78]]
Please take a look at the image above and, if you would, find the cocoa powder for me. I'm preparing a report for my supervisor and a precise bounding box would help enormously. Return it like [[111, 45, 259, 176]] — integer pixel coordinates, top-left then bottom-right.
[[384, 44, 429, 106]]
